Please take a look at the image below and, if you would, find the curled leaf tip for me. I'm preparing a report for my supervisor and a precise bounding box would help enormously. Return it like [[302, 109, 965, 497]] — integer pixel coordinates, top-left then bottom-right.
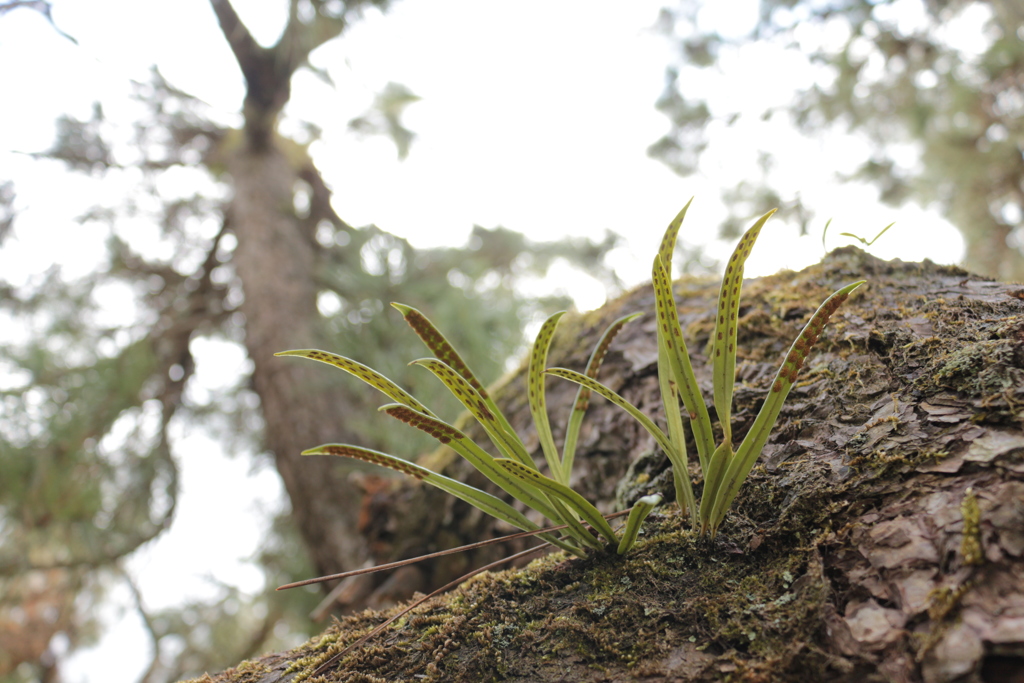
[[616, 493, 663, 555]]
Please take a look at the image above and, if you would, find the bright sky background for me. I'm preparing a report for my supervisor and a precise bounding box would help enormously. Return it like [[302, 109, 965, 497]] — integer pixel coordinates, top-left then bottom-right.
[[0, 0, 967, 681]]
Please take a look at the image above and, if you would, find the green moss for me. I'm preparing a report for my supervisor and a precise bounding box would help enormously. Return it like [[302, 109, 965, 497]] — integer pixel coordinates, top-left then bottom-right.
[[960, 488, 984, 566], [179, 657, 272, 683], [272, 498, 828, 679], [917, 579, 976, 662], [933, 340, 1019, 393]]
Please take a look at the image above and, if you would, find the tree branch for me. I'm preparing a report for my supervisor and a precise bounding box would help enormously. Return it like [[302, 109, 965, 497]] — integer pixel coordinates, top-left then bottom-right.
[[209, 0, 364, 149], [120, 566, 162, 683], [0, 221, 237, 578], [208, 0, 263, 80], [0, 1, 77, 43], [278, 0, 348, 69], [208, 0, 287, 146]]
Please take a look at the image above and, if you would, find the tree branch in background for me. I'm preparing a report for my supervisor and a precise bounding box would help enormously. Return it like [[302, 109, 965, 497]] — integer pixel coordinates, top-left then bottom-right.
[[0, 181, 15, 246], [120, 566, 162, 683], [0, 0, 77, 43], [652, 0, 1024, 280]]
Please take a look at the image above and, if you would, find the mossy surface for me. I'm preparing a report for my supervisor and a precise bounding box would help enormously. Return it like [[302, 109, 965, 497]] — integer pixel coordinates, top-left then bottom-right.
[[190, 248, 1024, 682], [202, 505, 845, 682]]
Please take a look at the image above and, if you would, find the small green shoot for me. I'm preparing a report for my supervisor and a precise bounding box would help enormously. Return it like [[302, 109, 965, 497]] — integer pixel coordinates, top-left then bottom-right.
[[277, 303, 654, 557], [823, 218, 896, 251], [618, 494, 662, 555], [551, 201, 865, 537]]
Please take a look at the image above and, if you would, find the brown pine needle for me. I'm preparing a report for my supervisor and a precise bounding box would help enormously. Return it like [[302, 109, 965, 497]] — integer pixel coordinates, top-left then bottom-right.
[[277, 509, 631, 591], [310, 543, 550, 678], [302, 507, 639, 678]]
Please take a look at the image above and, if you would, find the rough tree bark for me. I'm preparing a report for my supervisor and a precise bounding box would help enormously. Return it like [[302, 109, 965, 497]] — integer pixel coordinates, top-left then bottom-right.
[[187, 247, 1024, 682]]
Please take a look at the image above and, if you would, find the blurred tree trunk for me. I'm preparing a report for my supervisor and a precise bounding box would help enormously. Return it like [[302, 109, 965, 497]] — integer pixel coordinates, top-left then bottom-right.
[[192, 248, 1024, 682], [966, 222, 1018, 284], [210, 0, 371, 578], [226, 142, 372, 579], [206, 0, 613, 601]]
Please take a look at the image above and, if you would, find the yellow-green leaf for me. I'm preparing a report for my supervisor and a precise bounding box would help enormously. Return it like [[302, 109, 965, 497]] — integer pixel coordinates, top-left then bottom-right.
[[709, 280, 866, 534], [562, 312, 643, 478], [305, 443, 583, 557], [412, 358, 533, 467], [379, 403, 563, 524], [275, 349, 434, 416], [528, 311, 567, 483], [617, 494, 661, 555], [652, 255, 714, 468], [712, 209, 774, 446], [494, 458, 618, 547]]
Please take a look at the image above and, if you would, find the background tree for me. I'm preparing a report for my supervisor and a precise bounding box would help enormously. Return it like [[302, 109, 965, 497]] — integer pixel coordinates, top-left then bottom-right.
[[0, 1, 618, 680], [4, 0, 993, 679], [651, 0, 1024, 280]]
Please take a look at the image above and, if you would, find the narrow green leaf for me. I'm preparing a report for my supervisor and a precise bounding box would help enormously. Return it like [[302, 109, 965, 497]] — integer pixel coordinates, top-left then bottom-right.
[[652, 205, 704, 515], [712, 209, 775, 446], [546, 496, 605, 551], [302, 443, 584, 557], [651, 255, 715, 469], [389, 367, 582, 547], [275, 349, 435, 417], [379, 403, 564, 524], [840, 221, 895, 247], [548, 364, 695, 530], [494, 458, 619, 547], [617, 494, 662, 555], [528, 311, 567, 483], [546, 367, 674, 458], [656, 198, 694, 270], [412, 358, 534, 468], [391, 303, 489, 397], [698, 441, 732, 534], [562, 312, 643, 479], [709, 280, 866, 533], [656, 330, 696, 523], [391, 302, 518, 436]]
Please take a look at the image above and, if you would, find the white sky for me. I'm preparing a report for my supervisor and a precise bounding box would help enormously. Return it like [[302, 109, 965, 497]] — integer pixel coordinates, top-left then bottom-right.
[[0, 0, 966, 681]]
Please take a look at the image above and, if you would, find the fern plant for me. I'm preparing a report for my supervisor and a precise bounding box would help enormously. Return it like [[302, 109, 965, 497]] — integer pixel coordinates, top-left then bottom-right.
[[277, 305, 660, 557], [280, 199, 864, 556], [550, 199, 865, 536]]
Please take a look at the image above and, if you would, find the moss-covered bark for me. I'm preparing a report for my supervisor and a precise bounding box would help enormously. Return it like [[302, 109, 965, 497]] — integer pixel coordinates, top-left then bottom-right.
[[187, 247, 1024, 682]]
